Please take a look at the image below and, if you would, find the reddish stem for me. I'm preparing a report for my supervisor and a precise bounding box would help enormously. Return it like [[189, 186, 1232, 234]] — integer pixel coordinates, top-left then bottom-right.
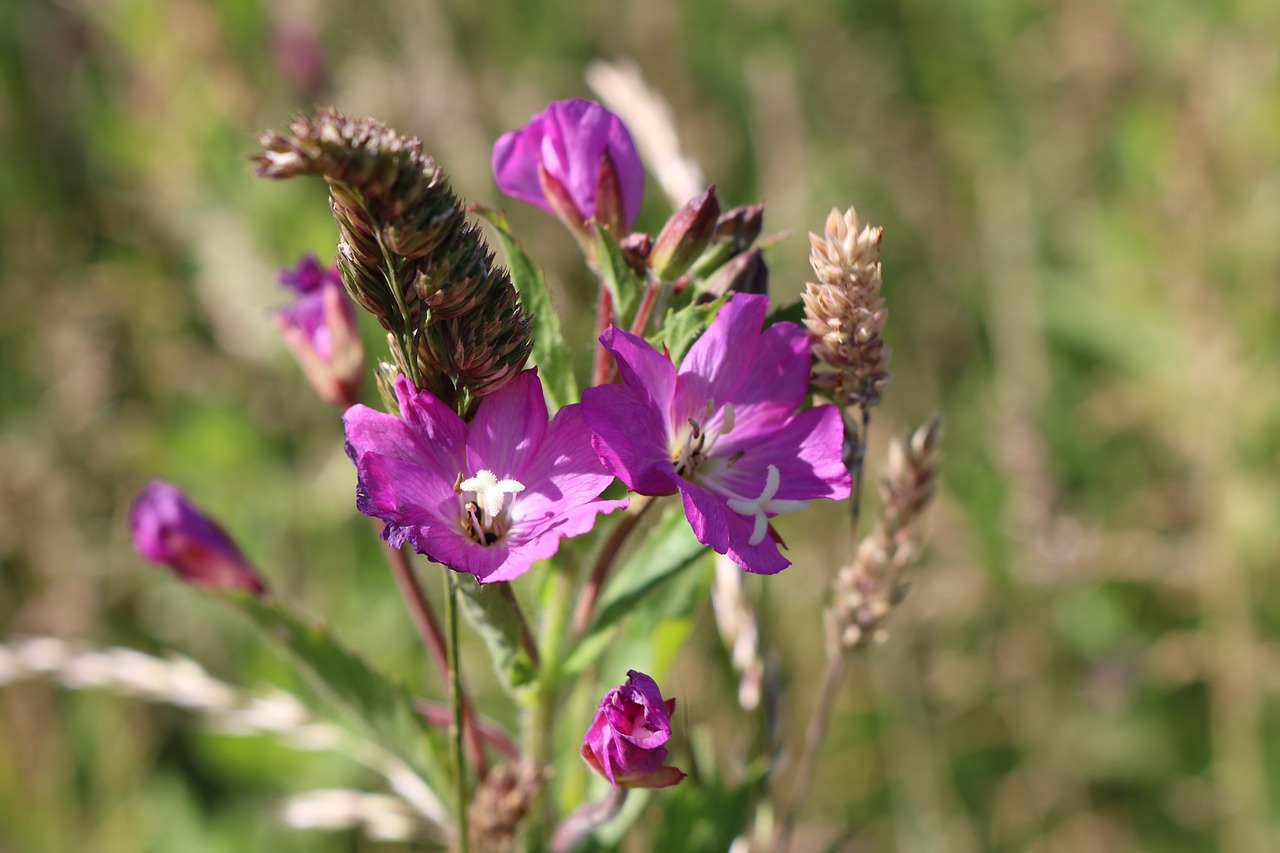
[[593, 286, 615, 387]]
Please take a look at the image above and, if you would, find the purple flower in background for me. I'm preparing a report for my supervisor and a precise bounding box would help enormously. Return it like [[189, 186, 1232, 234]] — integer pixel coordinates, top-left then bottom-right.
[[344, 370, 626, 583], [274, 254, 363, 407], [582, 294, 850, 573], [582, 670, 685, 789], [492, 99, 643, 233], [129, 481, 266, 595]]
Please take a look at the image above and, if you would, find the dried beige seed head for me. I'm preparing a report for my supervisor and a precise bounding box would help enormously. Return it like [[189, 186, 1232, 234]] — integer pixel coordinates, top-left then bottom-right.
[[829, 414, 942, 653], [802, 206, 892, 408], [468, 762, 547, 852]]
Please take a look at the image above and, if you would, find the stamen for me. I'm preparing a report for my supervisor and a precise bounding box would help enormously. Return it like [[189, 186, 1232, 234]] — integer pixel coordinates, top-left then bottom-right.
[[459, 469, 525, 518], [726, 464, 810, 546], [719, 403, 735, 436]]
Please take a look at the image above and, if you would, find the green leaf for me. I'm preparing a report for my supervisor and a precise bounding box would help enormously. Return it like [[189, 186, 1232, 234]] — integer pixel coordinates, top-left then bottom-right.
[[475, 206, 577, 409], [228, 595, 448, 795], [593, 224, 644, 322], [648, 295, 726, 364], [562, 504, 708, 679], [452, 574, 540, 694]]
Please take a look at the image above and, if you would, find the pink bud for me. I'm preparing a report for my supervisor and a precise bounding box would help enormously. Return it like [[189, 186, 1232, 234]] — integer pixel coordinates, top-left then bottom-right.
[[129, 481, 266, 595], [581, 670, 686, 789], [274, 255, 364, 407], [492, 99, 644, 232]]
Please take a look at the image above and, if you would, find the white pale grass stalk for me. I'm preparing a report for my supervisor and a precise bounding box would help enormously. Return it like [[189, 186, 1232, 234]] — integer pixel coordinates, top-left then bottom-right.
[[0, 635, 446, 831], [586, 59, 706, 207]]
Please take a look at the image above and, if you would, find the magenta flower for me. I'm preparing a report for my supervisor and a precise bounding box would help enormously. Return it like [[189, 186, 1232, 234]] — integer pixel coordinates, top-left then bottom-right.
[[344, 370, 626, 583], [582, 670, 685, 789], [129, 481, 266, 595], [274, 254, 364, 407], [492, 99, 643, 232], [582, 294, 851, 573]]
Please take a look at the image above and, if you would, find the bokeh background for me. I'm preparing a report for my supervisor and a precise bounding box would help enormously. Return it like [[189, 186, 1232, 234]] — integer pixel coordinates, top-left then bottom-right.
[[2, 0, 1279, 850]]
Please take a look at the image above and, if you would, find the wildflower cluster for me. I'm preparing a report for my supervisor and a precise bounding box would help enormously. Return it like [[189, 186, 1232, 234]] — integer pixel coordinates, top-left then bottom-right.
[[119, 88, 939, 851]]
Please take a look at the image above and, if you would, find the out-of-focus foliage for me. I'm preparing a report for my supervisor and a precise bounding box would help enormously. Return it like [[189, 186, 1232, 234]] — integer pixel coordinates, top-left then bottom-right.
[[1, 0, 1278, 850]]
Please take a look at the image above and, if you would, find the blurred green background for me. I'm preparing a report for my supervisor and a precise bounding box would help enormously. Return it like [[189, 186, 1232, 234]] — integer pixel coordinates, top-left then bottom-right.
[[2, 0, 1279, 850]]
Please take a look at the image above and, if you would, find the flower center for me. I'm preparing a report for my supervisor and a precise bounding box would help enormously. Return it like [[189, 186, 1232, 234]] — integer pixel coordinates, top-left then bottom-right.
[[457, 470, 524, 546], [725, 464, 810, 546], [672, 401, 735, 478]]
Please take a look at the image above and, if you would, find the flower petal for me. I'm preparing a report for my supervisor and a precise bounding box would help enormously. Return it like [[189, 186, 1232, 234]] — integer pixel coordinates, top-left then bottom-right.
[[709, 404, 851, 502], [466, 370, 548, 481], [492, 118, 551, 212], [581, 383, 679, 496], [674, 293, 769, 422], [543, 99, 614, 220], [676, 478, 792, 574], [511, 401, 627, 525]]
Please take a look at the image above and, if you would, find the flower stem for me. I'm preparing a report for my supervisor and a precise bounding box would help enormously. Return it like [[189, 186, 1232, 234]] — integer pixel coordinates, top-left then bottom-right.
[[592, 285, 615, 386], [380, 532, 487, 778], [771, 653, 849, 853], [771, 406, 870, 852], [444, 572, 471, 853], [549, 787, 628, 853], [571, 496, 655, 640]]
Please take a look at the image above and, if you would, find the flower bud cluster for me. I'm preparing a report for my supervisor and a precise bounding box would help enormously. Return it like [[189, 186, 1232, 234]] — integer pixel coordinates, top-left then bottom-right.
[[829, 414, 942, 654], [467, 762, 547, 852], [803, 207, 891, 409]]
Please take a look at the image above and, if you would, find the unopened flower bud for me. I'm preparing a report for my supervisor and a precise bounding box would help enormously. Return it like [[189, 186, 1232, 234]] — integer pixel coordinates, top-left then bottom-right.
[[273, 255, 364, 407], [619, 232, 653, 275], [689, 203, 765, 277], [581, 670, 686, 789], [129, 481, 266, 595], [492, 99, 644, 232], [698, 247, 768, 302], [649, 186, 720, 281]]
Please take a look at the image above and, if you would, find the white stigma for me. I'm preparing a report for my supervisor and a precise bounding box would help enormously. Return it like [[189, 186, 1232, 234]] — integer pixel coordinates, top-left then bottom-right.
[[459, 470, 525, 518], [726, 464, 809, 547]]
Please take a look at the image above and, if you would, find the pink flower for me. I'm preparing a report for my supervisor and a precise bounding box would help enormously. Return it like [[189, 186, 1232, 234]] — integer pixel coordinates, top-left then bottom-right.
[[274, 255, 364, 407], [582, 670, 685, 789], [129, 481, 266, 595], [344, 370, 626, 583], [492, 99, 643, 233], [581, 294, 851, 573]]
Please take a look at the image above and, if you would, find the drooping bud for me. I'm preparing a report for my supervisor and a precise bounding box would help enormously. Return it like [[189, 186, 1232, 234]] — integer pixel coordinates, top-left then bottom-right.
[[581, 670, 686, 790], [273, 254, 364, 407], [697, 247, 768, 302], [648, 186, 720, 281], [689, 203, 765, 278], [129, 481, 266, 595]]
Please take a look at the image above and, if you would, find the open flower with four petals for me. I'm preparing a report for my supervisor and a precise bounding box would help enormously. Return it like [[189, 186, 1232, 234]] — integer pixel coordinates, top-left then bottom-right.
[[582, 293, 850, 573], [344, 370, 627, 582]]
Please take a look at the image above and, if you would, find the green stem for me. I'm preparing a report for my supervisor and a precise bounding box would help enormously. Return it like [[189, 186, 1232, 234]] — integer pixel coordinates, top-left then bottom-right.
[[444, 573, 470, 853]]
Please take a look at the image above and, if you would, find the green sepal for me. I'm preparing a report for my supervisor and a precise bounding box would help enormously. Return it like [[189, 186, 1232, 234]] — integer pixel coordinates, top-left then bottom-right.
[[593, 224, 644, 323]]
